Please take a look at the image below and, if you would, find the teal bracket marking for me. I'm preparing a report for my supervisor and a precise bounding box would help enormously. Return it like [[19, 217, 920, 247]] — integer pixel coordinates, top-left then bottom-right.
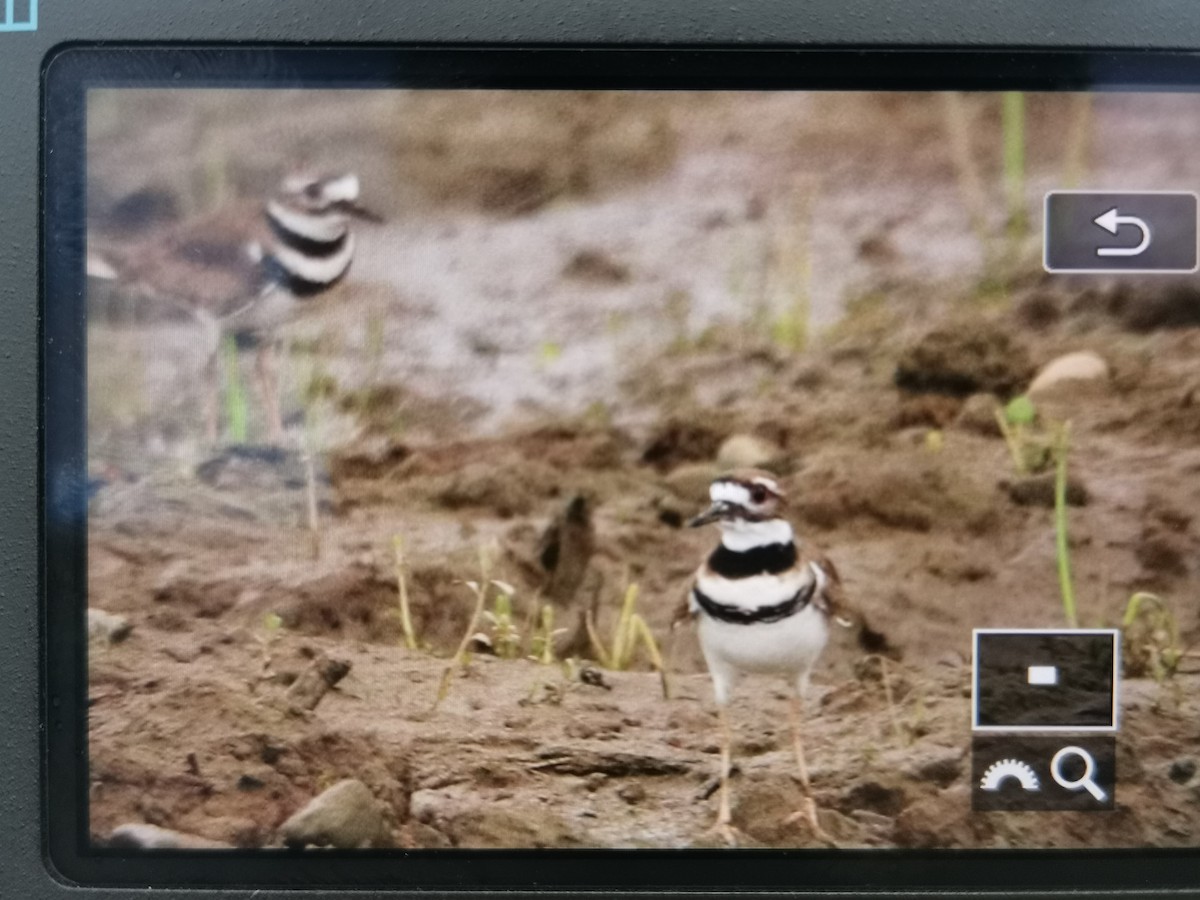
[[0, 0, 38, 32]]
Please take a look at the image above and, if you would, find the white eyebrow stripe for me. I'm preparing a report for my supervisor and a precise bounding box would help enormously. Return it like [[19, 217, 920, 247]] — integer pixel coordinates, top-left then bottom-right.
[[321, 173, 360, 203], [710, 482, 751, 505]]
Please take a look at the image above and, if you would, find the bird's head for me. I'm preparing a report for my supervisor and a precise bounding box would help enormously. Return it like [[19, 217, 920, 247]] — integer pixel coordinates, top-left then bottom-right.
[[278, 171, 382, 222], [688, 469, 786, 529]]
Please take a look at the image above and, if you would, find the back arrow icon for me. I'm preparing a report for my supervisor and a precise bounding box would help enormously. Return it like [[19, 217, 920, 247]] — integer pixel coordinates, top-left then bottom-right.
[[1093, 207, 1151, 257]]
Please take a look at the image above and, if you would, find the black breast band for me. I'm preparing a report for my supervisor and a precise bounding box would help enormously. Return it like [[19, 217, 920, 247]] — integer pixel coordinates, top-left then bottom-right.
[[707, 541, 797, 578], [266, 215, 350, 259], [692, 579, 816, 625], [263, 253, 351, 298]]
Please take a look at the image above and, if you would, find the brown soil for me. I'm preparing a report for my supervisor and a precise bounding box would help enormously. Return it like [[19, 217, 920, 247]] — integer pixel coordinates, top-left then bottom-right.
[[86, 90, 1200, 851]]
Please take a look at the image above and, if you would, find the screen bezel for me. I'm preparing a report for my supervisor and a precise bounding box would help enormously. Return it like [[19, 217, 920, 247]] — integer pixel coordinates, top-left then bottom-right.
[[42, 44, 1200, 891]]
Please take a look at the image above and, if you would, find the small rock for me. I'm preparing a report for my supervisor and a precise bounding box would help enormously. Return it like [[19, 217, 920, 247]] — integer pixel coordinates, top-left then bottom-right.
[[282, 652, 352, 714], [617, 783, 647, 805], [715, 434, 782, 472], [954, 393, 1003, 437], [839, 780, 908, 816], [584, 772, 607, 792], [162, 643, 201, 663], [88, 608, 133, 644], [1028, 351, 1110, 397], [662, 462, 720, 503], [578, 666, 612, 691], [108, 823, 230, 850], [1169, 759, 1197, 784], [561, 248, 631, 285], [911, 751, 964, 788], [279, 779, 387, 849]]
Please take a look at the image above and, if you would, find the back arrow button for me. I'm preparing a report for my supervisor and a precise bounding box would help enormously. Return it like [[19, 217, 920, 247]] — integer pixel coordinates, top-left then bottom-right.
[[1093, 207, 1151, 257]]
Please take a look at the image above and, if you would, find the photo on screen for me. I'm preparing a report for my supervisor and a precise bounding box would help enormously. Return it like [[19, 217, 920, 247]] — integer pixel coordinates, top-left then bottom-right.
[[83, 86, 1200, 852]]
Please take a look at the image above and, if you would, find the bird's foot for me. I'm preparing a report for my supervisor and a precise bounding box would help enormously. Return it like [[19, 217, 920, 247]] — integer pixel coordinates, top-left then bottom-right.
[[707, 816, 742, 848], [783, 798, 839, 848]]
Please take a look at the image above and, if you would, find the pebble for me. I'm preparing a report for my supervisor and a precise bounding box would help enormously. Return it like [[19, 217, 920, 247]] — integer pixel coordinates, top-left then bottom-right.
[[617, 783, 647, 805], [954, 393, 1002, 436], [278, 778, 386, 849], [1169, 759, 1197, 784], [662, 462, 719, 503], [715, 434, 782, 472], [108, 823, 230, 850], [88, 608, 133, 644], [1028, 351, 1110, 396]]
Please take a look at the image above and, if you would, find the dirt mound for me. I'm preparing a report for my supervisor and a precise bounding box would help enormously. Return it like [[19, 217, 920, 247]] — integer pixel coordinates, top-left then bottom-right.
[[794, 450, 999, 536], [894, 323, 1034, 398]]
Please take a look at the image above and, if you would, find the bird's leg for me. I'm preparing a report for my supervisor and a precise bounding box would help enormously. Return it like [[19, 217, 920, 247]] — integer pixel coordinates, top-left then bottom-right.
[[709, 705, 740, 846], [784, 690, 837, 847], [254, 340, 285, 445]]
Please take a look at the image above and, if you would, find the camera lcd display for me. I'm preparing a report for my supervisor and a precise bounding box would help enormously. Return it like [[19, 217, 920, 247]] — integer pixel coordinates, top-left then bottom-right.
[[76, 81, 1200, 856]]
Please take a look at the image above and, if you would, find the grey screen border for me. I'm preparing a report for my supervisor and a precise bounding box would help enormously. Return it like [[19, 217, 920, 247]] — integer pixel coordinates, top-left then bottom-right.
[[12, 1, 1200, 897]]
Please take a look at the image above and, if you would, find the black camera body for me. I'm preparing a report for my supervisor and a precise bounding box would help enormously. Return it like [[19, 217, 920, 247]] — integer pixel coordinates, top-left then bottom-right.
[[6, 1, 1200, 897]]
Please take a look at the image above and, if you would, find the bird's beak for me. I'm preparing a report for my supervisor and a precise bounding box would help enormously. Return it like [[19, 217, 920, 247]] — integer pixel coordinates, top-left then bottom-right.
[[688, 500, 733, 528], [337, 200, 384, 223]]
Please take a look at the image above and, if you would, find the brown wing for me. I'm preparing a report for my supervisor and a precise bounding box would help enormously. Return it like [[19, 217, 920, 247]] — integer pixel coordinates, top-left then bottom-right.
[[802, 544, 899, 659], [95, 202, 270, 319]]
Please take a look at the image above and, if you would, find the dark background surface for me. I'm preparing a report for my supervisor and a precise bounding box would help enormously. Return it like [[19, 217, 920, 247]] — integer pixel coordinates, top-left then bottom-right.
[[10, 2, 1200, 898], [974, 632, 1117, 729]]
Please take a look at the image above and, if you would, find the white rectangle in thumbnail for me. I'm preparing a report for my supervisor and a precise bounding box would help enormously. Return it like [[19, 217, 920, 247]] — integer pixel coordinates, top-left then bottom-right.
[[1027, 665, 1058, 686]]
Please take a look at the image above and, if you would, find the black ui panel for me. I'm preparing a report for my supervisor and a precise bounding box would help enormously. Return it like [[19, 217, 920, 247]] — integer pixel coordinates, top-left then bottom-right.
[[1044, 191, 1198, 273]]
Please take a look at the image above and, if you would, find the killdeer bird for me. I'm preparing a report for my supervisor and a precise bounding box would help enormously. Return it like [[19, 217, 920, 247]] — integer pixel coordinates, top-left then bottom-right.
[[89, 172, 380, 444], [686, 469, 844, 847]]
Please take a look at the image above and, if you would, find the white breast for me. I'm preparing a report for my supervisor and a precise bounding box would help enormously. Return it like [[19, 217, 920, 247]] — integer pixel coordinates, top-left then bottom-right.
[[694, 567, 811, 611], [698, 604, 829, 704]]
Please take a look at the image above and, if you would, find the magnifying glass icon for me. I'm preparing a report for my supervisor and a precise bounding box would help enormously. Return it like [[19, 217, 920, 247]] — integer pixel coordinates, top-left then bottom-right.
[[1051, 746, 1107, 801]]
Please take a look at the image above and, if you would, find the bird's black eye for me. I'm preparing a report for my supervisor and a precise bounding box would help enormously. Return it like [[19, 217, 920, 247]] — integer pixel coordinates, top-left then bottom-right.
[[750, 485, 768, 504], [304, 183, 323, 199]]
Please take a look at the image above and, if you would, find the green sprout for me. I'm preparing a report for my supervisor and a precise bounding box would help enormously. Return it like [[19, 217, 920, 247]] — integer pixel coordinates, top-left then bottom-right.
[[1122, 592, 1184, 683], [221, 335, 248, 443], [996, 394, 1053, 474], [434, 541, 507, 711], [529, 604, 566, 666], [586, 582, 670, 698], [1002, 92, 1027, 239], [392, 536, 418, 651], [477, 589, 522, 660]]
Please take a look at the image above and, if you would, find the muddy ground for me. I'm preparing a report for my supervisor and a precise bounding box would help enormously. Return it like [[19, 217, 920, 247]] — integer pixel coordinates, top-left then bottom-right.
[[85, 90, 1200, 850]]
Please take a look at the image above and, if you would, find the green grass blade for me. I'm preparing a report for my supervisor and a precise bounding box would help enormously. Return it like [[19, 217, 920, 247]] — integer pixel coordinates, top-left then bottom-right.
[[1002, 92, 1027, 238], [221, 335, 248, 443], [1054, 424, 1077, 628]]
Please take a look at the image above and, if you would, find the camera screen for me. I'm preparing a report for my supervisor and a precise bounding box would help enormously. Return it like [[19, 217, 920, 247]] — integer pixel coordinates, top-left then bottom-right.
[[81, 86, 1200, 854]]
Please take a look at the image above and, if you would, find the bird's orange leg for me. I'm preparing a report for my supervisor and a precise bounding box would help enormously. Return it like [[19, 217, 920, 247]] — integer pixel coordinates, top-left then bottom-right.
[[709, 705, 741, 846], [783, 692, 838, 847]]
